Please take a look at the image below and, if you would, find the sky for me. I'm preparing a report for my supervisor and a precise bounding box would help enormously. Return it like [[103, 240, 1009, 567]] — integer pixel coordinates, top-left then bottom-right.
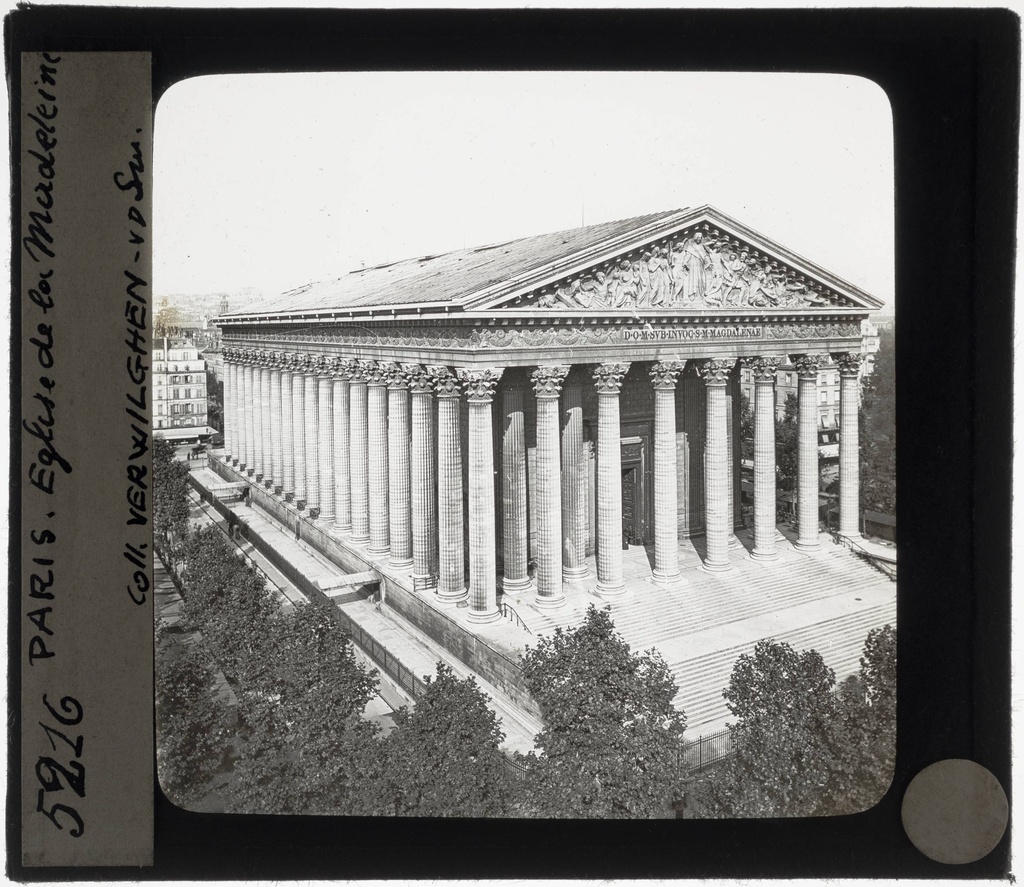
[[154, 71, 895, 308]]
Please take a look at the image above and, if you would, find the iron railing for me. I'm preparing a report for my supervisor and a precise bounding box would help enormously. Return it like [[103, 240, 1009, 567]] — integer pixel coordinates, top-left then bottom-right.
[[682, 727, 734, 772], [829, 529, 897, 581], [499, 601, 532, 634], [332, 605, 428, 700]]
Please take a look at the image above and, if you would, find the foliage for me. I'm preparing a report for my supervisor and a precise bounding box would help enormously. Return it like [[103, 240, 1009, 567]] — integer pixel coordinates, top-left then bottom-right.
[[229, 602, 380, 815], [206, 369, 224, 432], [178, 527, 280, 690], [519, 605, 687, 818], [153, 437, 190, 551], [775, 393, 800, 493], [155, 642, 232, 806], [363, 663, 515, 817], [739, 393, 754, 462], [860, 327, 896, 516], [693, 639, 839, 818]]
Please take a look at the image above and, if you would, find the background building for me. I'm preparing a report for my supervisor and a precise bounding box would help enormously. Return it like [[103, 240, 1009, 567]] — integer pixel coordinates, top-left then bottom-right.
[[153, 337, 212, 441]]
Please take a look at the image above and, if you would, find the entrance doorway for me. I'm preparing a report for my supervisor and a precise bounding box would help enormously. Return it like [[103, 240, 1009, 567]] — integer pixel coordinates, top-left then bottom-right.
[[620, 435, 648, 546]]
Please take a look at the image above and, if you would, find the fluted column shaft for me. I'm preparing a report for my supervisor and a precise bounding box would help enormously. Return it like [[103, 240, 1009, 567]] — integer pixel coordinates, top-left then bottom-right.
[[303, 369, 320, 513], [241, 362, 254, 472], [794, 355, 824, 551], [269, 362, 283, 493], [332, 366, 352, 532], [459, 368, 503, 623], [406, 366, 438, 584], [700, 358, 735, 571], [222, 353, 235, 461], [837, 353, 863, 539], [349, 369, 370, 542], [230, 357, 243, 467], [291, 368, 306, 507], [367, 364, 390, 554], [317, 373, 335, 521], [386, 366, 413, 566], [501, 385, 530, 593], [260, 366, 273, 487], [651, 361, 685, 582], [534, 366, 569, 608], [745, 357, 780, 560], [252, 360, 265, 479], [593, 363, 630, 598], [432, 368, 466, 602], [560, 379, 589, 582], [280, 365, 294, 498]]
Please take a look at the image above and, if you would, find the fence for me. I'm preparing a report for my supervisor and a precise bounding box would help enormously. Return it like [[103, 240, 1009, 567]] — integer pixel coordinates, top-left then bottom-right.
[[331, 605, 428, 701], [682, 727, 734, 772]]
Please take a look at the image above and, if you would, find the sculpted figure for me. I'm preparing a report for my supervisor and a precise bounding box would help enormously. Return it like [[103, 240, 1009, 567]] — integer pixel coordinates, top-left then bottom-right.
[[613, 260, 638, 307], [592, 270, 611, 306], [648, 246, 673, 307], [678, 231, 713, 301], [703, 242, 728, 304]]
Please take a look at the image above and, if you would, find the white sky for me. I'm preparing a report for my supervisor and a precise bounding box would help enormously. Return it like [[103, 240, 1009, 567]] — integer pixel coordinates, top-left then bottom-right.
[[154, 71, 894, 307]]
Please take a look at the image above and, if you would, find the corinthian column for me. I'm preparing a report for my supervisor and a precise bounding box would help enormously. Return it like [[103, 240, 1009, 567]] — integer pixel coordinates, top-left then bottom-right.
[[743, 356, 781, 560], [385, 363, 413, 567], [332, 359, 353, 533], [431, 367, 466, 603], [593, 362, 630, 598], [533, 365, 570, 608], [650, 360, 685, 583], [268, 353, 283, 494], [240, 354, 254, 473], [348, 362, 370, 543], [260, 361, 273, 488], [366, 361, 390, 554], [230, 351, 243, 467], [793, 354, 825, 551], [222, 349, 235, 463], [291, 359, 306, 509], [280, 355, 295, 500], [836, 352, 863, 540], [303, 358, 320, 514], [501, 383, 530, 594], [699, 358, 735, 572], [560, 376, 589, 583], [405, 365, 438, 586], [458, 367, 503, 623], [317, 360, 335, 522], [251, 354, 265, 481]]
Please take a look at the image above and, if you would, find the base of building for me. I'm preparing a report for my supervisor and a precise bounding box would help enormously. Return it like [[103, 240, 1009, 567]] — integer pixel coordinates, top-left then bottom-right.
[[594, 581, 627, 601], [500, 576, 533, 595], [468, 607, 502, 624], [750, 547, 781, 562], [534, 592, 566, 610]]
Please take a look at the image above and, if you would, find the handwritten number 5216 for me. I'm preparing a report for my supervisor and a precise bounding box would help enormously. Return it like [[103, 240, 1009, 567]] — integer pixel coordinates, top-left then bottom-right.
[[36, 694, 84, 837]]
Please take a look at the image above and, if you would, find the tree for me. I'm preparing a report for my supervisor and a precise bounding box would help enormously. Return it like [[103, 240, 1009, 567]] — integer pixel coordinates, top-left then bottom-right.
[[230, 602, 379, 814], [364, 663, 515, 817], [206, 368, 224, 432], [519, 605, 688, 818], [694, 639, 839, 818], [775, 393, 799, 493], [153, 437, 191, 555], [739, 393, 754, 462], [155, 642, 233, 806], [860, 328, 896, 516]]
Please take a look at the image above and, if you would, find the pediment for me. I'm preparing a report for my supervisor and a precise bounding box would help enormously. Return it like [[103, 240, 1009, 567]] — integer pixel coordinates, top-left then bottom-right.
[[471, 206, 882, 315]]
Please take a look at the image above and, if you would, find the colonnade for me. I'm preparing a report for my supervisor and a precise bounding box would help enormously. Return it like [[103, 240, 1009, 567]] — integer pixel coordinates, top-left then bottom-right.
[[221, 348, 862, 623]]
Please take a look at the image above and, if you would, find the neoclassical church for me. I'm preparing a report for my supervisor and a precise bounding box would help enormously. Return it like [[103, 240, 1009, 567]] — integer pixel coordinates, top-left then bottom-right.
[[215, 206, 881, 634]]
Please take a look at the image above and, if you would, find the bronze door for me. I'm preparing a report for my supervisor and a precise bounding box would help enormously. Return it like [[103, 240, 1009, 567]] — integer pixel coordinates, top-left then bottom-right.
[[622, 464, 641, 545]]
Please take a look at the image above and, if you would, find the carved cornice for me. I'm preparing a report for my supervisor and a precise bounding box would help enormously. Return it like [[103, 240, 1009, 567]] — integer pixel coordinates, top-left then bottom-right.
[[741, 356, 781, 383], [403, 363, 434, 394], [767, 322, 859, 340], [834, 352, 863, 377], [531, 365, 570, 399], [428, 366, 461, 399], [457, 367, 503, 403], [792, 353, 828, 380], [697, 357, 736, 386], [592, 362, 630, 395], [649, 360, 686, 390]]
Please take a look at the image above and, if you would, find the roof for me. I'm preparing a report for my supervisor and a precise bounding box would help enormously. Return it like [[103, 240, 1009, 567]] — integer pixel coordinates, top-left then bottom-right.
[[224, 210, 689, 317]]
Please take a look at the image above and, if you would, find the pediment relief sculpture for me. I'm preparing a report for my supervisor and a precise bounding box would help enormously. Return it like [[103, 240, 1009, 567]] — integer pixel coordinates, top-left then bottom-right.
[[527, 229, 836, 312]]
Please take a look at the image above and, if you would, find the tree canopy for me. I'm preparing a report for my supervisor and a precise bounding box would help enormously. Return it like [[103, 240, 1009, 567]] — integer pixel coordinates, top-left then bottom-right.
[[775, 393, 800, 493], [860, 327, 896, 516], [519, 605, 687, 818], [153, 437, 190, 551]]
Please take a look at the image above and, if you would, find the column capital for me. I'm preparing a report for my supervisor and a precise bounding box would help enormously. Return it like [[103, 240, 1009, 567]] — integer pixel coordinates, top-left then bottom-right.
[[330, 357, 358, 379], [457, 367, 503, 403], [266, 350, 288, 370], [362, 359, 388, 386], [741, 355, 782, 382], [792, 353, 828, 379], [531, 364, 570, 399], [223, 346, 239, 364], [834, 352, 863, 377], [697, 357, 736, 386], [649, 359, 686, 390], [592, 362, 630, 394], [402, 363, 434, 394], [384, 361, 410, 390], [428, 365, 461, 398]]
